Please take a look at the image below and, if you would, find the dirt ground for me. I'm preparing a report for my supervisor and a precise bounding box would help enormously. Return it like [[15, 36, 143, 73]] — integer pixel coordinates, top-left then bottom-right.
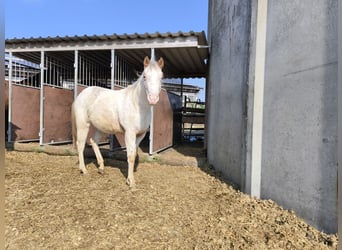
[[5, 143, 338, 249]]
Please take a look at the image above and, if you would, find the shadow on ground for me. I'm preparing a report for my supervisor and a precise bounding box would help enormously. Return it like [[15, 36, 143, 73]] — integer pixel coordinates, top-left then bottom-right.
[[6, 139, 233, 189]]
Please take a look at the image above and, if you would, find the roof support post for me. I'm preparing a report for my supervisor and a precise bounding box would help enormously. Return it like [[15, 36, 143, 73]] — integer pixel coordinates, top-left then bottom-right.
[[110, 49, 115, 151], [180, 78, 184, 104], [39, 50, 45, 145], [111, 49, 115, 89], [7, 52, 13, 142], [149, 48, 155, 155], [74, 49, 78, 100]]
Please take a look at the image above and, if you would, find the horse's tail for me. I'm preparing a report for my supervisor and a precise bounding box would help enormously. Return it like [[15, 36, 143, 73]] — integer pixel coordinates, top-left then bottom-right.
[[71, 102, 77, 150]]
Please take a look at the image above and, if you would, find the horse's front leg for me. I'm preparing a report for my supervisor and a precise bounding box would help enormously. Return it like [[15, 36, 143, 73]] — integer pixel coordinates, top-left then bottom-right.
[[125, 130, 137, 189]]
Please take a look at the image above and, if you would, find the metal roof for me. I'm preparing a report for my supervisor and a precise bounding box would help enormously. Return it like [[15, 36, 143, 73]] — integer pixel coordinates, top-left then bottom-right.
[[163, 82, 202, 93], [5, 31, 209, 78]]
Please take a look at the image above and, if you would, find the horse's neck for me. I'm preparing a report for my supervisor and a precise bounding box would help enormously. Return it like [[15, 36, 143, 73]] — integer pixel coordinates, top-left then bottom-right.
[[130, 76, 150, 108]]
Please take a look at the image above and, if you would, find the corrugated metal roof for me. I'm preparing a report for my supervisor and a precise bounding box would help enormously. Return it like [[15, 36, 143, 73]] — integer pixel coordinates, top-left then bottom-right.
[[5, 31, 209, 78]]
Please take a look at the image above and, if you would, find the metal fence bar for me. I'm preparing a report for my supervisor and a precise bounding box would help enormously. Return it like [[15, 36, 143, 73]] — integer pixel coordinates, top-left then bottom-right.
[[39, 51, 45, 146], [74, 50, 78, 100], [110, 49, 115, 151], [7, 52, 13, 142]]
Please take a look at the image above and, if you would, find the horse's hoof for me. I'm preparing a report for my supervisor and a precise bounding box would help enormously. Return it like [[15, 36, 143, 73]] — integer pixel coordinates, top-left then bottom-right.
[[127, 181, 137, 191], [126, 178, 136, 189], [98, 168, 104, 175], [80, 170, 88, 175]]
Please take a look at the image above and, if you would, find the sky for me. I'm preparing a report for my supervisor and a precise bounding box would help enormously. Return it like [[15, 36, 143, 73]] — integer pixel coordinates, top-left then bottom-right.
[[5, 0, 208, 100], [5, 0, 208, 39]]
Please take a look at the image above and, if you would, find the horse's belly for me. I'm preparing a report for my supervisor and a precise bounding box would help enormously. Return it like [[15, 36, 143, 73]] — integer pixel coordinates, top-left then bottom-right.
[[89, 112, 123, 134], [94, 122, 123, 134]]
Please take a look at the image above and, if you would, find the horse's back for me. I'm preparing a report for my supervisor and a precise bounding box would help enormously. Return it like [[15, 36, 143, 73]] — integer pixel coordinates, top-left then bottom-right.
[[74, 86, 124, 134], [73, 86, 111, 123], [75, 86, 108, 106]]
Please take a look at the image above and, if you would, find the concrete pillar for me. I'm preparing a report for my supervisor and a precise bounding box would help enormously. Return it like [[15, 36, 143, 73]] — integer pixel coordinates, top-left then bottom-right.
[[249, 0, 268, 198], [338, 0, 342, 240]]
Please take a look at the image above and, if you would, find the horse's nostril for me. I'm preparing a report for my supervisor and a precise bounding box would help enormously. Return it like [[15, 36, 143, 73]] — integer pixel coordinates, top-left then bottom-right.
[[148, 94, 159, 105]]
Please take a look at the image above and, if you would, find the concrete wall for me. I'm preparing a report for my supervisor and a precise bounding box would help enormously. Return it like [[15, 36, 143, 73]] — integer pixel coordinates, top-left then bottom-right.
[[261, 0, 338, 233], [207, 0, 338, 233], [207, 0, 251, 188]]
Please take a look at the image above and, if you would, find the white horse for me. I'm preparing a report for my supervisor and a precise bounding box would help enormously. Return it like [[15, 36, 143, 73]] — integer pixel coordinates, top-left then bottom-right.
[[71, 55, 164, 188]]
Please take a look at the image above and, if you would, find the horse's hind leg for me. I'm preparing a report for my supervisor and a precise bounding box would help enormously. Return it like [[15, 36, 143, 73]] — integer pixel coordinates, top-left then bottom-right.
[[76, 126, 90, 174], [90, 129, 105, 174], [136, 132, 146, 149]]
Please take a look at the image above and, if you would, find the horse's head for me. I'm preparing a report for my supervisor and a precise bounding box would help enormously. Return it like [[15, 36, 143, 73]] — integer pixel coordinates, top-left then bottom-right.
[[143, 56, 164, 105]]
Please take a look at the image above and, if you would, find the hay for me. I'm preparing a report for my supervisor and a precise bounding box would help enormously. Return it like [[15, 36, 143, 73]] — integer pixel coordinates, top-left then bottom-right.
[[5, 150, 337, 249]]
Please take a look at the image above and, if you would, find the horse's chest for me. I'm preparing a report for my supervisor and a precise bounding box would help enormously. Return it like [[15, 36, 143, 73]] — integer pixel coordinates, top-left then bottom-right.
[[120, 108, 151, 132], [138, 112, 151, 130]]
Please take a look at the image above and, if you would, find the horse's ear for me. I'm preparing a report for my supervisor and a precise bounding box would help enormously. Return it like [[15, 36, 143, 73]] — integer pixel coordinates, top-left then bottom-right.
[[144, 56, 150, 68], [158, 57, 164, 69]]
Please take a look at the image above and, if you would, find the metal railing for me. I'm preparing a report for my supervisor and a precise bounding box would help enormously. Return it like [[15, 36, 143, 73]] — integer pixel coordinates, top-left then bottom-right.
[[5, 53, 41, 88], [5, 52, 138, 90]]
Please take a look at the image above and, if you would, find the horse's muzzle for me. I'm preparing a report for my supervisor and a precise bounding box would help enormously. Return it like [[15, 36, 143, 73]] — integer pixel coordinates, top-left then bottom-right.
[[147, 94, 159, 105]]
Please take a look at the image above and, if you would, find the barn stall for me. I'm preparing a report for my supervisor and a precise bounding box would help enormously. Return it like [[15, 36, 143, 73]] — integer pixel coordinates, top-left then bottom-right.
[[5, 31, 209, 153]]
